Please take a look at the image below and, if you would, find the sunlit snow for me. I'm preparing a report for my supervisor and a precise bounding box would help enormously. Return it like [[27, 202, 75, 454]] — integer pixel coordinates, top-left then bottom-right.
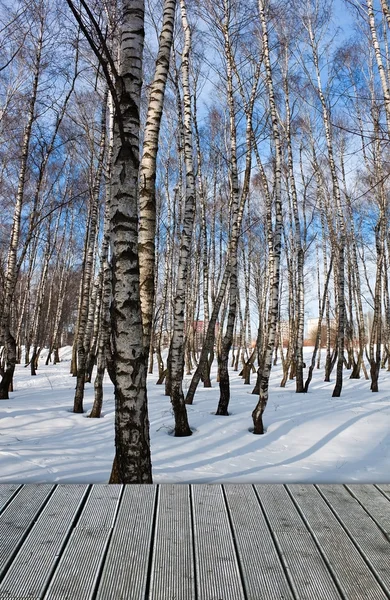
[[0, 346, 389, 483]]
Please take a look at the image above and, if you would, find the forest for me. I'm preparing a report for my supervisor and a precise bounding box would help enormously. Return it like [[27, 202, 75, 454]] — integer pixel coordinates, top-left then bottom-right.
[[0, 0, 389, 483]]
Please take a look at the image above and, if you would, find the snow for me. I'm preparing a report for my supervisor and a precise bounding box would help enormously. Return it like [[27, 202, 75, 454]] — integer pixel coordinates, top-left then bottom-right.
[[0, 346, 389, 483]]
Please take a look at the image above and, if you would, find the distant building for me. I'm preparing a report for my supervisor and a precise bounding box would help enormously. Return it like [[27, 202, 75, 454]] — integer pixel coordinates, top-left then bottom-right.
[[306, 317, 337, 340], [183, 321, 220, 349], [307, 318, 319, 339], [187, 320, 219, 335], [279, 320, 290, 344]]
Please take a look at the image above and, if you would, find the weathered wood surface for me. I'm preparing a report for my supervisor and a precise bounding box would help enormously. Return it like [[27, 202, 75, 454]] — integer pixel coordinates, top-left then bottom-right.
[[0, 483, 388, 599]]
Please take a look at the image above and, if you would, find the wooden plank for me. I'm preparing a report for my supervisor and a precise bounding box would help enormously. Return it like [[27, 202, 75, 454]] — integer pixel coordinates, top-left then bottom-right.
[[75, 484, 122, 530], [224, 485, 294, 600], [44, 485, 122, 600], [288, 484, 388, 600], [0, 484, 54, 580], [95, 485, 156, 600], [0, 485, 20, 514], [346, 485, 390, 536], [44, 529, 112, 600], [376, 484, 390, 501], [255, 484, 341, 600], [149, 485, 195, 600], [317, 485, 390, 594], [0, 485, 88, 600], [191, 484, 245, 600]]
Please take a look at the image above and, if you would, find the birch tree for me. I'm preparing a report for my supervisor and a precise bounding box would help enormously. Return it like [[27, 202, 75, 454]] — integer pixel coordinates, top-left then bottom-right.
[[168, 0, 195, 437], [138, 0, 176, 352], [73, 89, 107, 413], [303, 4, 346, 397], [0, 3, 44, 399], [66, 0, 153, 482], [252, 0, 283, 434]]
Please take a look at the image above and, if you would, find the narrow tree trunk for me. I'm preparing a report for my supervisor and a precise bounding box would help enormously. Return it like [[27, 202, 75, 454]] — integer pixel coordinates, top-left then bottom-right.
[[73, 89, 107, 413], [252, 0, 283, 434], [0, 25, 43, 399], [168, 0, 194, 437], [139, 0, 176, 351]]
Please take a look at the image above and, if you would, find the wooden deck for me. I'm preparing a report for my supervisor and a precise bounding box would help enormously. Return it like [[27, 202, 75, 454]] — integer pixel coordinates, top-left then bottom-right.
[[0, 484, 389, 599]]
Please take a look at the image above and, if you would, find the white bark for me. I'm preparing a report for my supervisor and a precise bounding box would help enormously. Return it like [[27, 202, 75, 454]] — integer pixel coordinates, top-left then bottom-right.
[[109, 0, 152, 482], [139, 0, 176, 350], [169, 0, 195, 436], [252, 0, 283, 434], [0, 19, 43, 399]]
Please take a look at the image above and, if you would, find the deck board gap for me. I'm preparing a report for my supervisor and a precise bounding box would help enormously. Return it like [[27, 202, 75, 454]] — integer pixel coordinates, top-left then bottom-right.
[[0, 485, 56, 584], [143, 485, 159, 600], [89, 485, 125, 600], [284, 485, 349, 600], [344, 485, 390, 541], [252, 485, 299, 600], [374, 484, 390, 502], [314, 485, 390, 599], [0, 485, 23, 516], [36, 485, 92, 600], [62, 483, 92, 531], [221, 485, 249, 600], [189, 485, 199, 600]]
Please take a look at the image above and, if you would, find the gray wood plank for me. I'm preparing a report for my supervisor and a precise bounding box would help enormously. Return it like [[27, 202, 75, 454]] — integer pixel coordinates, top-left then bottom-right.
[[149, 485, 195, 600], [288, 484, 388, 600], [0, 486, 20, 514], [224, 485, 294, 600], [75, 484, 122, 529], [255, 484, 342, 600], [44, 485, 122, 600], [95, 485, 156, 600], [376, 484, 390, 501], [0, 485, 88, 600], [346, 485, 390, 536], [317, 485, 390, 594], [192, 484, 245, 600], [0, 485, 54, 579], [44, 529, 112, 600]]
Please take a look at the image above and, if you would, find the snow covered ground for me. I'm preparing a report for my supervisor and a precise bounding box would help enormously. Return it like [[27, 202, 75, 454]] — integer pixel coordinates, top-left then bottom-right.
[[0, 346, 389, 483]]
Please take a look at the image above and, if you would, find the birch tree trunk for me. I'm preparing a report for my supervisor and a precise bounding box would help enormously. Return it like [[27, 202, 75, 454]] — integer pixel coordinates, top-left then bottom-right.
[[216, 3, 243, 416], [282, 48, 305, 393], [368, 0, 390, 134], [306, 17, 346, 398], [90, 203, 111, 418], [169, 0, 195, 437], [252, 0, 283, 434], [108, 0, 152, 482], [0, 19, 43, 399], [138, 0, 176, 351], [73, 89, 107, 413], [29, 211, 61, 376], [51, 216, 76, 365]]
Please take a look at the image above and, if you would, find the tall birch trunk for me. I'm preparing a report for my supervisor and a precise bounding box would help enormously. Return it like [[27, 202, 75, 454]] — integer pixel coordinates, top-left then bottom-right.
[[252, 0, 283, 434], [139, 0, 176, 351], [282, 49, 305, 393], [73, 89, 107, 413], [90, 203, 111, 418], [169, 0, 195, 437], [216, 4, 242, 416], [306, 18, 346, 398], [368, 0, 390, 134], [30, 211, 61, 376], [108, 0, 152, 483], [0, 21, 43, 399]]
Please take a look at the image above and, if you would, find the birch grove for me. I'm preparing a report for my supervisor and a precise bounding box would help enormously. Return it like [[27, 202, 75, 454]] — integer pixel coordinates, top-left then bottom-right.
[[1, 0, 390, 481]]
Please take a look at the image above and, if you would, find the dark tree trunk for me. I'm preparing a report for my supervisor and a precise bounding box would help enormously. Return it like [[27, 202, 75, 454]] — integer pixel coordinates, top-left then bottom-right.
[[0, 331, 16, 400]]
